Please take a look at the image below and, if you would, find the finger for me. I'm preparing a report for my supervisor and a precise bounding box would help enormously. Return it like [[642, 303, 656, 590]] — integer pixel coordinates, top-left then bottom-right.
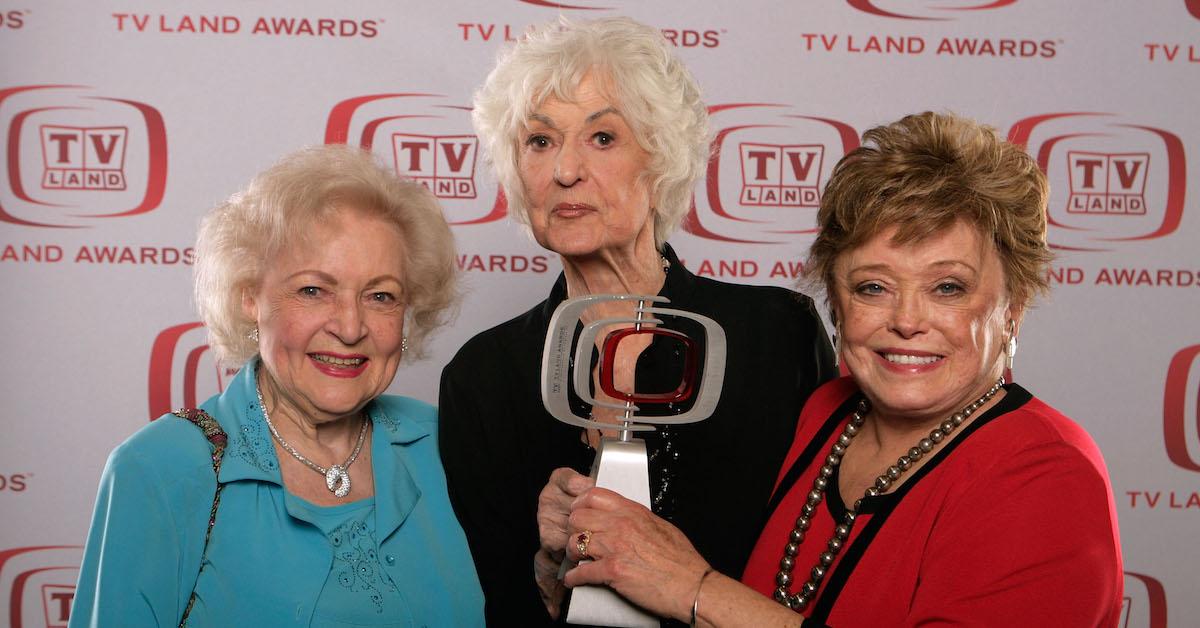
[[538, 471, 589, 553], [563, 557, 611, 589], [540, 470, 583, 510], [572, 486, 646, 514], [535, 508, 569, 554], [548, 467, 593, 496], [565, 501, 642, 560], [564, 470, 595, 496], [567, 521, 622, 564], [566, 528, 595, 563]]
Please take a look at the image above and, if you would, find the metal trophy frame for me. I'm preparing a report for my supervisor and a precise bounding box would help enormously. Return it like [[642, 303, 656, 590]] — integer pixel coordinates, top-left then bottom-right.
[[541, 294, 727, 627]]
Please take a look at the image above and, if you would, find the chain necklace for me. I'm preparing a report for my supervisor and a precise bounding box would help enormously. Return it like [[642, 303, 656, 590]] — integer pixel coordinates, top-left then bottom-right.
[[255, 380, 370, 498], [774, 378, 1005, 612]]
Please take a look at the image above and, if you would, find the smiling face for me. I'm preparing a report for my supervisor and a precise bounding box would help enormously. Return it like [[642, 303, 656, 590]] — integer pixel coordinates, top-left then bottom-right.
[[833, 220, 1019, 425], [517, 72, 657, 260], [243, 207, 408, 426]]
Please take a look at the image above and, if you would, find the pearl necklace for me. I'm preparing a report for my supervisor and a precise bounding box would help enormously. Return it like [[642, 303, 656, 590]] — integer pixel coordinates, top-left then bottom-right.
[[255, 380, 369, 498], [773, 378, 1004, 612]]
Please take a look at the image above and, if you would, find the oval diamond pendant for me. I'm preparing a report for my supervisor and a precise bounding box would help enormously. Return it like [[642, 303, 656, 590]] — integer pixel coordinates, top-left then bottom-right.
[[325, 464, 351, 498]]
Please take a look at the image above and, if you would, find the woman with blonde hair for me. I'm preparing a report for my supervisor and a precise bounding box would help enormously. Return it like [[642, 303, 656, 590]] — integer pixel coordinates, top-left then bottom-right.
[[72, 144, 483, 627]]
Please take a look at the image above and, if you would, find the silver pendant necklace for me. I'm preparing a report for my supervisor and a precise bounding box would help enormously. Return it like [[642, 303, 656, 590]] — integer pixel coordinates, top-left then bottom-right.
[[255, 379, 369, 498], [774, 378, 1004, 612]]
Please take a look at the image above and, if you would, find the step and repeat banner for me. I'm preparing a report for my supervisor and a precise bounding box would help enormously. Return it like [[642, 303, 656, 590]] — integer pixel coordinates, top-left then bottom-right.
[[1, 1, 1196, 626]]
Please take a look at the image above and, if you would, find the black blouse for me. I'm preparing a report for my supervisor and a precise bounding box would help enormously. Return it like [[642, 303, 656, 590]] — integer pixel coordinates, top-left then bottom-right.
[[439, 244, 836, 626]]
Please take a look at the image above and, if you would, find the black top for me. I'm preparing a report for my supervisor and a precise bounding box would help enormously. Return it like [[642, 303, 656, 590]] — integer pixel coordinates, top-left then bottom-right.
[[438, 244, 836, 626]]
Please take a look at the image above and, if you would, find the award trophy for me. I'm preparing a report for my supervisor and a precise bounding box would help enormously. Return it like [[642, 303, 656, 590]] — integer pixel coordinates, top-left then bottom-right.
[[541, 294, 727, 627]]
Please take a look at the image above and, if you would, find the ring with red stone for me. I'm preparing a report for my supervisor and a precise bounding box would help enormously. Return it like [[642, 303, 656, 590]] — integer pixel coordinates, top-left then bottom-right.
[[576, 530, 593, 560]]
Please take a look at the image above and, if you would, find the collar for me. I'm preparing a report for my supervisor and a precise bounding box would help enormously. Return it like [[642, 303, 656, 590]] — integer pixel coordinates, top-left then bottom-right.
[[205, 360, 426, 538], [207, 360, 429, 485], [539, 242, 699, 320]]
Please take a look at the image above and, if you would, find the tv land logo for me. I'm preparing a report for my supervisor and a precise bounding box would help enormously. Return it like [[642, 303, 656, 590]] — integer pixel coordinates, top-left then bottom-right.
[[324, 93, 505, 225], [847, 0, 1017, 20], [1008, 113, 1186, 252], [1122, 572, 1167, 628], [684, 104, 858, 244], [1188, 0, 1200, 19], [1164, 343, 1200, 473], [738, 143, 823, 208], [147, 322, 238, 420], [40, 126, 128, 191], [391, 134, 478, 199], [0, 545, 83, 628], [1066, 151, 1147, 215], [0, 85, 167, 228]]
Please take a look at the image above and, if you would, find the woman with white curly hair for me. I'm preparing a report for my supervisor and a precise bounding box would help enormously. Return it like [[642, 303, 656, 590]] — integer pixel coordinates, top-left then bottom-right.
[[72, 144, 483, 627], [439, 17, 835, 625]]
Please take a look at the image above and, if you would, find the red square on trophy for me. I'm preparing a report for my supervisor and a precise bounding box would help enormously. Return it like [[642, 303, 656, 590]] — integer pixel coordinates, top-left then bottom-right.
[[597, 327, 699, 404]]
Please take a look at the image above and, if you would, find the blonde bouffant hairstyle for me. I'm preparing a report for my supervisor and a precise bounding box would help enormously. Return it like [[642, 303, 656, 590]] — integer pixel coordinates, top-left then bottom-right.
[[471, 16, 711, 248], [807, 111, 1053, 309], [194, 144, 458, 366]]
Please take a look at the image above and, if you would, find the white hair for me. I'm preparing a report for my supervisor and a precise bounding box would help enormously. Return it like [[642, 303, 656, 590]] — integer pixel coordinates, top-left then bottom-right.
[[193, 144, 459, 366], [471, 16, 711, 247]]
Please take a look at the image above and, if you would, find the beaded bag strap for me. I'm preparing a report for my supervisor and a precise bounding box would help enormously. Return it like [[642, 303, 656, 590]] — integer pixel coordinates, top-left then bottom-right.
[[170, 408, 228, 628]]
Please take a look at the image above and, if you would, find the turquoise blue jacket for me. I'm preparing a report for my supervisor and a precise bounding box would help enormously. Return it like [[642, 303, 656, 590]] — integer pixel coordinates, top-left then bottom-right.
[[70, 362, 484, 627]]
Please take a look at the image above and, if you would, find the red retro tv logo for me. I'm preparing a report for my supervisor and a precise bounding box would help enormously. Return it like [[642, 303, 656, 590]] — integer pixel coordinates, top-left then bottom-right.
[[0, 85, 167, 228], [1122, 571, 1168, 628], [0, 545, 83, 628], [147, 322, 239, 420], [1187, 0, 1200, 19], [325, 93, 504, 225], [847, 0, 1018, 20], [1164, 343, 1200, 473], [684, 104, 858, 244], [1008, 113, 1186, 251]]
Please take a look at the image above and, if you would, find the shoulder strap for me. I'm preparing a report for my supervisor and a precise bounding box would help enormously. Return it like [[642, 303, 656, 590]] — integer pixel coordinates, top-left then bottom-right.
[[171, 408, 227, 628]]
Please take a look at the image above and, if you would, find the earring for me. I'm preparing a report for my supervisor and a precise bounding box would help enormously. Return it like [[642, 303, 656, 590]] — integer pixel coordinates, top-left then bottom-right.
[[832, 331, 839, 368], [1004, 319, 1018, 371], [248, 326, 259, 343], [831, 317, 842, 369], [401, 336, 409, 353]]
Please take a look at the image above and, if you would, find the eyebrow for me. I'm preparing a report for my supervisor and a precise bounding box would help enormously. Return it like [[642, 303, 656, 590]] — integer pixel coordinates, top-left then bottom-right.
[[527, 107, 621, 130], [847, 260, 979, 274], [586, 107, 619, 123], [287, 270, 404, 286]]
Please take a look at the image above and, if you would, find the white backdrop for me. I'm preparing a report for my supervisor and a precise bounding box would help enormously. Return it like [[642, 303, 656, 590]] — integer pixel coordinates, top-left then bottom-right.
[[1, 2, 1196, 626]]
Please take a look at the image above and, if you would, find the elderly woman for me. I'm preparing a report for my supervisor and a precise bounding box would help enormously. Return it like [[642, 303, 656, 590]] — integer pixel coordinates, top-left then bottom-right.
[[438, 17, 835, 624], [71, 145, 484, 626], [539, 112, 1124, 626]]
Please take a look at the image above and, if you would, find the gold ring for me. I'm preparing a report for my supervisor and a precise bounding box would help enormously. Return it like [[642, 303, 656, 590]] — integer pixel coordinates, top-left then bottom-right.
[[576, 530, 593, 560]]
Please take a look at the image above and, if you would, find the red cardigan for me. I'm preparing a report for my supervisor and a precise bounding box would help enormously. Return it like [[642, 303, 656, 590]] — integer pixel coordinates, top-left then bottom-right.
[[742, 378, 1123, 627]]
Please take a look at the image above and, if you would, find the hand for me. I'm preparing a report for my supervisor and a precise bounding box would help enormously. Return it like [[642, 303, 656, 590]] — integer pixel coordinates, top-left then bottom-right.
[[563, 487, 712, 622], [535, 468, 594, 617], [537, 468, 595, 557]]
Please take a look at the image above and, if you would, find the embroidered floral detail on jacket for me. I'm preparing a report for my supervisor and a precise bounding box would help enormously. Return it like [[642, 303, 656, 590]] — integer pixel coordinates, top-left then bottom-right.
[[228, 402, 278, 472], [371, 404, 400, 432], [329, 518, 397, 613]]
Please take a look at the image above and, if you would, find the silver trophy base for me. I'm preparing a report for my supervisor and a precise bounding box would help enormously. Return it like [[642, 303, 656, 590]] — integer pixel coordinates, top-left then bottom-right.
[[564, 437, 658, 628]]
